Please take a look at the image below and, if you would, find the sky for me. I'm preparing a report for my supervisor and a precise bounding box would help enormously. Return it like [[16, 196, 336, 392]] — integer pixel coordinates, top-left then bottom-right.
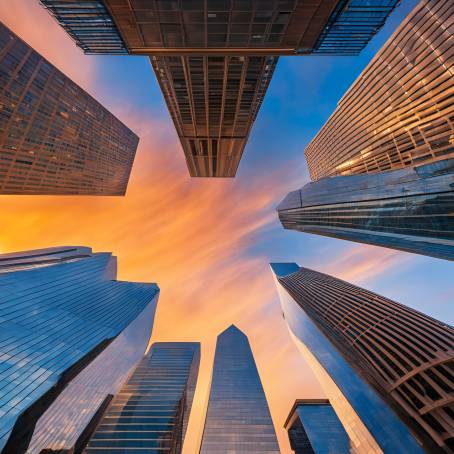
[[1, 1, 453, 452]]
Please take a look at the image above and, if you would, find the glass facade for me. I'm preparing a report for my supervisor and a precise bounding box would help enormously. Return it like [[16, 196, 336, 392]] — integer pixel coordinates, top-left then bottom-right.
[[39, 1, 398, 178], [200, 325, 280, 453], [0, 23, 138, 195], [150, 54, 277, 177], [271, 263, 454, 453], [278, 158, 454, 261], [83, 342, 200, 453], [312, 0, 398, 55], [39, 0, 128, 54], [305, 0, 454, 180], [285, 399, 353, 453], [0, 246, 159, 454]]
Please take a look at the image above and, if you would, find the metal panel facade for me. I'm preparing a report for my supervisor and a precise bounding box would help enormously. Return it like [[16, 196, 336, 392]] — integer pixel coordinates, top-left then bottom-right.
[[151, 54, 277, 176], [305, 0, 454, 180]]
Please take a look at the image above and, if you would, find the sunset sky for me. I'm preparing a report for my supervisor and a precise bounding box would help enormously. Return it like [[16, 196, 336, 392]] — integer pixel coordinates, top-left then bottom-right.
[[1, 1, 453, 452]]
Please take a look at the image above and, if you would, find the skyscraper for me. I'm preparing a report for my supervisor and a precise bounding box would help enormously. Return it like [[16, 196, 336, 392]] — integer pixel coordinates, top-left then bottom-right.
[[277, 159, 454, 261], [200, 325, 280, 453], [83, 342, 200, 454], [304, 0, 453, 181], [271, 263, 454, 453], [284, 399, 353, 454], [0, 22, 138, 195], [40, 0, 398, 176], [0, 246, 159, 454]]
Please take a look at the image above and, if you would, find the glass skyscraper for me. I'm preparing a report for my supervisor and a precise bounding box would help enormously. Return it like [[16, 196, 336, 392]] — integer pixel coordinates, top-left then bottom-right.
[[304, 0, 453, 181], [0, 246, 159, 454], [83, 342, 200, 453], [40, 0, 398, 177], [278, 159, 454, 261], [271, 263, 454, 453], [200, 325, 280, 453], [284, 399, 353, 454], [0, 22, 138, 195]]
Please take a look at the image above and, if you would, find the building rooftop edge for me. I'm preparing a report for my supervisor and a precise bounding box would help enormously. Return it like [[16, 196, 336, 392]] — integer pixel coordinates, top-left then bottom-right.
[[270, 263, 300, 278], [284, 399, 331, 428]]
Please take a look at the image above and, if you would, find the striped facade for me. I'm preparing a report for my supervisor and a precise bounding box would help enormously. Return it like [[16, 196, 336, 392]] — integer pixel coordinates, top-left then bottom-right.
[[84, 342, 200, 454], [271, 263, 454, 453], [305, 0, 454, 181], [150, 54, 277, 177], [0, 246, 159, 454]]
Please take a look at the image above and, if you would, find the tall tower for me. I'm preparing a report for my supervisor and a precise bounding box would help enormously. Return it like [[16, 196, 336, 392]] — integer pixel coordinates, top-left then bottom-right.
[[0, 23, 138, 195], [200, 325, 280, 453], [0, 246, 159, 454], [83, 342, 200, 453], [271, 263, 454, 453], [39, 0, 398, 177]]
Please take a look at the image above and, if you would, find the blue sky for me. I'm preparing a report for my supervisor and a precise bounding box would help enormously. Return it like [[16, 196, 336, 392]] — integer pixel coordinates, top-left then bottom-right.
[[1, 1, 452, 452]]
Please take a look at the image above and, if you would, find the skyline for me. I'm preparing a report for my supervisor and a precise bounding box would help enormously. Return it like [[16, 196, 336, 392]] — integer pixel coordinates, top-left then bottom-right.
[[0, 1, 453, 453]]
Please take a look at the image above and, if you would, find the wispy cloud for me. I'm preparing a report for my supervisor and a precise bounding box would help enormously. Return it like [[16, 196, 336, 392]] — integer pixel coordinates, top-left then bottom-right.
[[321, 243, 412, 285]]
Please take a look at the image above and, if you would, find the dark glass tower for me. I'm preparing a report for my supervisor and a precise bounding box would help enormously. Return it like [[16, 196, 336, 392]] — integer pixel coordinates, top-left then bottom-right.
[[0, 246, 159, 454], [0, 23, 138, 195], [271, 263, 454, 453], [285, 399, 352, 454], [277, 159, 454, 261], [40, 0, 398, 177], [83, 342, 200, 454], [200, 325, 280, 453]]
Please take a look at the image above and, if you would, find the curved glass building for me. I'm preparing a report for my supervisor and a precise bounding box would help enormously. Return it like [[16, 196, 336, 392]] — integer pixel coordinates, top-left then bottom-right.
[[200, 325, 280, 453], [0, 246, 159, 454], [271, 263, 454, 453], [277, 159, 454, 261]]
